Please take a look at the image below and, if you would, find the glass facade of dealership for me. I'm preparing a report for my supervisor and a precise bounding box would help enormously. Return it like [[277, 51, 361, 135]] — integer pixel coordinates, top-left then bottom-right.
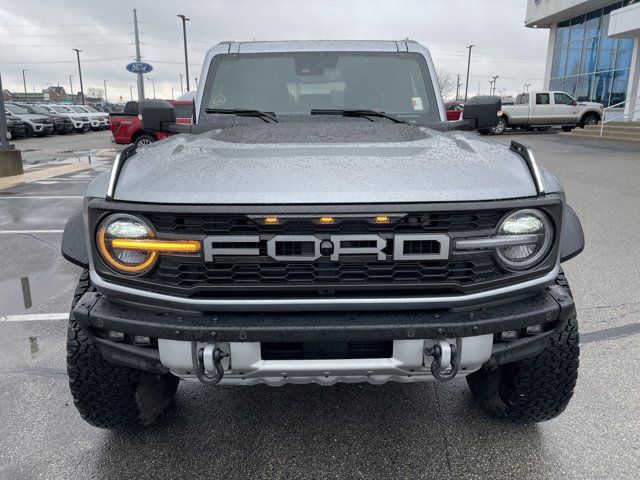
[[549, 1, 636, 106]]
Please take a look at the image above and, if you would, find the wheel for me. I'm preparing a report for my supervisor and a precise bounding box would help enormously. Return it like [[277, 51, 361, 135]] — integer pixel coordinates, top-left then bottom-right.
[[580, 113, 599, 128], [67, 270, 179, 430], [489, 117, 507, 135], [24, 124, 34, 137], [134, 134, 156, 149], [562, 126, 574, 133], [466, 271, 579, 423]]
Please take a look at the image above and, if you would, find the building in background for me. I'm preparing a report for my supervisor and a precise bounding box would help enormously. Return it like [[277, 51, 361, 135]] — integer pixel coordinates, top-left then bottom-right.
[[526, 0, 640, 119]]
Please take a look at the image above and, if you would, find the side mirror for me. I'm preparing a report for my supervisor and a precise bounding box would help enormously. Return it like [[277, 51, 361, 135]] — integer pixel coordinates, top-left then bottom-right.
[[140, 99, 176, 132], [462, 95, 501, 130], [572, 100, 578, 106]]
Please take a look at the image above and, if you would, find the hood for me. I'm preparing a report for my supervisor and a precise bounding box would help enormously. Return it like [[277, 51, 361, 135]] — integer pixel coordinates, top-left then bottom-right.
[[110, 122, 538, 205], [14, 113, 50, 122]]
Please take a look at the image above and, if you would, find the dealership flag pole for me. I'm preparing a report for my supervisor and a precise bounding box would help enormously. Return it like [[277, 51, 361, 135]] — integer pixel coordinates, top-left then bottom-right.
[[133, 9, 145, 100]]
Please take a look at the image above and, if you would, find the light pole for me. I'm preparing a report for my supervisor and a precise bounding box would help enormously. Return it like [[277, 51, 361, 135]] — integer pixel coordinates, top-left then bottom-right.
[[21, 69, 28, 103], [147, 77, 156, 99], [69, 74, 74, 97], [72, 48, 85, 104], [171, 87, 174, 100], [464, 45, 474, 102], [179, 73, 183, 94], [129, 85, 133, 101], [177, 14, 190, 92], [103, 80, 108, 105], [491, 75, 499, 96], [524, 83, 532, 93]]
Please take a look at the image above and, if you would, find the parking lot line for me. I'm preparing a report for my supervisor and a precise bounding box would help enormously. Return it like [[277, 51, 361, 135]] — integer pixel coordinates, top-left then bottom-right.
[[0, 163, 93, 190], [0, 313, 69, 322], [0, 196, 84, 200], [0, 230, 64, 234]]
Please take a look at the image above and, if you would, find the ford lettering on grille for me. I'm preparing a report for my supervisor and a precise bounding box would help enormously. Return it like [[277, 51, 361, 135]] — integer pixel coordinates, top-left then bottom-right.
[[203, 234, 450, 262]]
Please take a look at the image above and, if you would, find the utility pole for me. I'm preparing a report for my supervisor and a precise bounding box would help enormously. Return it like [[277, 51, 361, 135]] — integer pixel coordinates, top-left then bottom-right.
[[464, 45, 474, 102], [133, 9, 145, 100], [103, 80, 108, 104], [69, 74, 74, 97], [178, 14, 190, 92], [491, 75, 499, 96], [455, 74, 462, 102], [72, 49, 85, 104], [21, 69, 28, 103], [179, 73, 183, 94]]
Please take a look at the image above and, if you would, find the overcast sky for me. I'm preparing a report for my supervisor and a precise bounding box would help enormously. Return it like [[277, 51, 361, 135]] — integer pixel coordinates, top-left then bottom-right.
[[0, 0, 549, 102]]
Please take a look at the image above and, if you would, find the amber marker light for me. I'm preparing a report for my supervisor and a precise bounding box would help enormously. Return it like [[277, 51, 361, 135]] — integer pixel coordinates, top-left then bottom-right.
[[320, 217, 335, 224], [111, 238, 201, 253], [375, 216, 391, 223], [264, 217, 279, 224]]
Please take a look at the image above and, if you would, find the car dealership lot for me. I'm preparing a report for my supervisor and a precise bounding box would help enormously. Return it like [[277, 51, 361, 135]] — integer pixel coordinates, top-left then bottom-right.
[[1, 132, 640, 479]]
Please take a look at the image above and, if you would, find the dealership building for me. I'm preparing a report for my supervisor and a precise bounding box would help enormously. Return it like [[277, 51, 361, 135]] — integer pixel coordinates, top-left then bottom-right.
[[526, 0, 640, 119]]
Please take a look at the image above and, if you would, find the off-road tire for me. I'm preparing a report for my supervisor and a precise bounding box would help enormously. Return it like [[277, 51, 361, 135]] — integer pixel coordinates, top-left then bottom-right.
[[67, 270, 179, 430], [489, 116, 507, 135], [24, 124, 34, 137], [466, 271, 579, 423]]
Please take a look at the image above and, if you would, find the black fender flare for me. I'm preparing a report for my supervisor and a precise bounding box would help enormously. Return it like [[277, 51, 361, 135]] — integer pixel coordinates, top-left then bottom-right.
[[560, 204, 584, 263], [61, 208, 89, 268]]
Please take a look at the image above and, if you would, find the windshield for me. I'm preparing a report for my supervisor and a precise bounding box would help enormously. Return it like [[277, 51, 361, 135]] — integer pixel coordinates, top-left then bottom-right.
[[52, 105, 73, 113], [69, 106, 86, 113], [83, 106, 98, 112], [5, 104, 29, 115], [200, 51, 439, 124], [27, 105, 50, 115]]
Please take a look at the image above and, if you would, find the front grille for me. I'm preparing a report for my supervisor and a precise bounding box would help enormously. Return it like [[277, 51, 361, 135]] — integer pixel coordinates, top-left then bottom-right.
[[147, 210, 505, 235], [150, 254, 501, 292], [136, 210, 509, 296]]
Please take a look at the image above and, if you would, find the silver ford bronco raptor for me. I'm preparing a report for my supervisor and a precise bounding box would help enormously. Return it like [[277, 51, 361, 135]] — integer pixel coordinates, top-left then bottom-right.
[[62, 40, 583, 429]]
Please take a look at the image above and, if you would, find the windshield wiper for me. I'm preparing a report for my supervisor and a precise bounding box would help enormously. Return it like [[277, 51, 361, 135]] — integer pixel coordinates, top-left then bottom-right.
[[310, 109, 410, 125], [204, 108, 279, 123]]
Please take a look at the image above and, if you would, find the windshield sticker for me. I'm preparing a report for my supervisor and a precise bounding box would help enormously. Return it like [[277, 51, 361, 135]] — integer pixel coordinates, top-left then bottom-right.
[[213, 95, 226, 105], [411, 97, 424, 111]]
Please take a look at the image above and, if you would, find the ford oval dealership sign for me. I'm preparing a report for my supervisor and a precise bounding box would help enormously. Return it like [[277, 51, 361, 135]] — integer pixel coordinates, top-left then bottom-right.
[[126, 62, 153, 74]]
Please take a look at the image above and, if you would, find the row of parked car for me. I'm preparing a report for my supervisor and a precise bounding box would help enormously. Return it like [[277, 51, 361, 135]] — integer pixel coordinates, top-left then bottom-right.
[[3, 103, 110, 140]]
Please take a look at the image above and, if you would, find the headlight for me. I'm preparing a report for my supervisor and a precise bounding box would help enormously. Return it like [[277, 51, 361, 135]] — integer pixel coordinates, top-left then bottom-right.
[[97, 214, 200, 276], [495, 209, 552, 270]]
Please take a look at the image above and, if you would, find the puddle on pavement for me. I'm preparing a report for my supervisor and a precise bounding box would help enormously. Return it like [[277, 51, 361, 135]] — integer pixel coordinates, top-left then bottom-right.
[[0, 270, 73, 315]]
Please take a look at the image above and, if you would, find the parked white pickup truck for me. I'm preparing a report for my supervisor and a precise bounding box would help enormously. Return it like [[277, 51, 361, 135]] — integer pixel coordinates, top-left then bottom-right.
[[484, 91, 604, 135]]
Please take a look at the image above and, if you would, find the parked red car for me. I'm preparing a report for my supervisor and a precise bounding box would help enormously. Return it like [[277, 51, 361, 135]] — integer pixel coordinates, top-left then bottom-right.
[[110, 100, 193, 149], [445, 102, 464, 121]]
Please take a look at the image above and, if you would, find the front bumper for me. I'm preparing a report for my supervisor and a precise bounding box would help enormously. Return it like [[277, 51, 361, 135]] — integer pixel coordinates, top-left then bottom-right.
[[54, 122, 74, 133], [71, 281, 575, 384]]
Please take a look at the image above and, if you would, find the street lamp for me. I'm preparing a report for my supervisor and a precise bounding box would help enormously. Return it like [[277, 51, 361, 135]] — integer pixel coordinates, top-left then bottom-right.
[[177, 14, 190, 92], [103, 80, 108, 105], [491, 75, 499, 96], [464, 45, 474, 102], [147, 76, 156, 99], [179, 73, 183, 94], [524, 83, 532, 93], [21, 69, 28, 103], [69, 74, 75, 97], [129, 85, 133, 101], [72, 48, 85, 104]]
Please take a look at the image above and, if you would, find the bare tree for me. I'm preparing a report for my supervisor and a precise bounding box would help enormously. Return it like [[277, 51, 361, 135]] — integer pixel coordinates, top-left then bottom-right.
[[436, 70, 456, 101], [85, 87, 104, 99]]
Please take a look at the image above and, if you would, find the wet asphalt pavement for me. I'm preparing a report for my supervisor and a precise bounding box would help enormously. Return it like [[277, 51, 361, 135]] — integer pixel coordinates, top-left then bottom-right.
[[1, 130, 640, 479]]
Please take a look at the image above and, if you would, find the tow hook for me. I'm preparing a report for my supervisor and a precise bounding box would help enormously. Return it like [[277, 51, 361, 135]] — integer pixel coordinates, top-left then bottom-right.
[[192, 343, 229, 385], [425, 340, 459, 382]]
